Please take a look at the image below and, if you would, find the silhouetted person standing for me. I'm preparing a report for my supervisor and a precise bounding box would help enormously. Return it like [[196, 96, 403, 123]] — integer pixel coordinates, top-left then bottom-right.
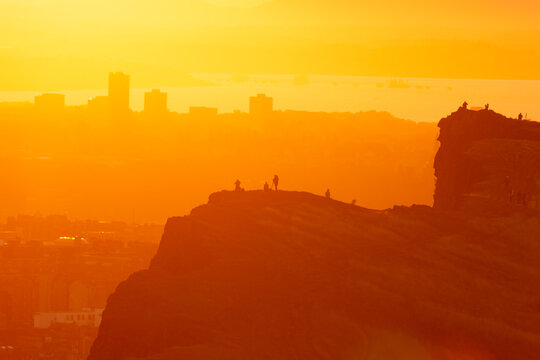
[[264, 182, 269, 191], [235, 180, 242, 192], [273, 175, 279, 191], [325, 189, 331, 199], [485, 104, 489, 110], [462, 101, 468, 110], [518, 113, 523, 120]]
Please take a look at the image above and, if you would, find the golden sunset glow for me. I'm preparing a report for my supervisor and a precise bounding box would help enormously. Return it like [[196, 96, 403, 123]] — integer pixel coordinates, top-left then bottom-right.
[[1, 2, 540, 360], [1, 0, 540, 91]]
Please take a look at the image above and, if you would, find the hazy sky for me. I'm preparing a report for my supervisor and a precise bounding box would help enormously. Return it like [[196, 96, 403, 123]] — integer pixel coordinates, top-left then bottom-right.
[[1, 0, 539, 89], [2, 0, 538, 27]]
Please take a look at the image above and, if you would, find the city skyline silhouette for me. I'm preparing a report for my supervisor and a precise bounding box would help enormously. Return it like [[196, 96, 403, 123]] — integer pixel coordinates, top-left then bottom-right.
[[1, 1, 539, 359]]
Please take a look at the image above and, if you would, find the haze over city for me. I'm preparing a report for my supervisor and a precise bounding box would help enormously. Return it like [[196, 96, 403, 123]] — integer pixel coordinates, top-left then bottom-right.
[[0, 1, 539, 360]]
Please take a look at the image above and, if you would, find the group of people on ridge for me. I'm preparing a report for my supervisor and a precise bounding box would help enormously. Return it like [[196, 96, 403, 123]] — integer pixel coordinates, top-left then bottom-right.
[[234, 175, 333, 200], [235, 175, 280, 192], [462, 101, 525, 120]]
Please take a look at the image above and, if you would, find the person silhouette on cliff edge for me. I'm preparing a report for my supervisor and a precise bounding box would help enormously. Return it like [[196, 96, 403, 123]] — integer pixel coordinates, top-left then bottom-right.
[[461, 101, 468, 110], [264, 182, 270, 191], [325, 189, 331, 199], [273, 175, 279, 191], [235, 180, 243, 192]]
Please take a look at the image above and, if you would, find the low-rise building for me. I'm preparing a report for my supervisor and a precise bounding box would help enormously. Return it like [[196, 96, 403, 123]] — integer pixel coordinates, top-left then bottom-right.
[[249, 94, 273, 117], [189, 106, 218, 118], [34, 94, 65, 113], [34, 309, 103, 329], [144, 89, 168, 115]]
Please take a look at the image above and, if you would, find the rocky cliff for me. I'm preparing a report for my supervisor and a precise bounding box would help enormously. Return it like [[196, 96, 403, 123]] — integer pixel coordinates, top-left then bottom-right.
[[89, 192, 540, 359], [434, 108, 540, 212], [88, 109, 540, 360]]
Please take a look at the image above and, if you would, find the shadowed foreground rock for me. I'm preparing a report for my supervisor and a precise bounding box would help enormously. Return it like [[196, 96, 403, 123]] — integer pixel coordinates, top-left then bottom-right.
[[89, 109, 540, 360], [89, 189, 540, 360], [434, 108, 540, 211]]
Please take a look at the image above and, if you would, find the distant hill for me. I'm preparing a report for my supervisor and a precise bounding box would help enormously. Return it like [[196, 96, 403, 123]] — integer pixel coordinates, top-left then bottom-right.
[[88, 109, 540, 360]]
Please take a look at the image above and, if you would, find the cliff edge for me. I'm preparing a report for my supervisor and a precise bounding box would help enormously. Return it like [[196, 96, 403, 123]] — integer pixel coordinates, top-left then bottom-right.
[[434, 108, 540, 212], [88, 109, 540, 360], [89, 191, 540, 359]]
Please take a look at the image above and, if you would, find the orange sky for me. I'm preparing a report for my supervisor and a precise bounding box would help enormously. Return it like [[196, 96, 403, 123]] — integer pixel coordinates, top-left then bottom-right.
[[0, 0, 538, 222], [0, 0, 539, 89]]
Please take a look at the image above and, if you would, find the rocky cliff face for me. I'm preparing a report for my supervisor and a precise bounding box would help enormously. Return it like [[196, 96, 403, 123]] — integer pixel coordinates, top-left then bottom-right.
[[88, 109, 540, 360], [89, 190, 540, 360], [434, 108, 540, 211]]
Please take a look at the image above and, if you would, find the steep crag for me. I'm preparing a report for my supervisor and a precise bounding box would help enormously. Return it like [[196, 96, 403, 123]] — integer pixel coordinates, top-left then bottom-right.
[[434, 108, 540, 211], [89, 110, 540, 360]]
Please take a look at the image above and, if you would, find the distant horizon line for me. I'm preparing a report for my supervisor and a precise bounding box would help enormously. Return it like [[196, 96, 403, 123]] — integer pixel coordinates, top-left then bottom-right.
[[1, 72, 540, 94]]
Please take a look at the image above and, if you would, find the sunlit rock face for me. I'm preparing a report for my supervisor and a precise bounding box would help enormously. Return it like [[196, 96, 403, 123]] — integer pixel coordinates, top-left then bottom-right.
[[89, 110, 540, 360], [434, 108, 540, 212]]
